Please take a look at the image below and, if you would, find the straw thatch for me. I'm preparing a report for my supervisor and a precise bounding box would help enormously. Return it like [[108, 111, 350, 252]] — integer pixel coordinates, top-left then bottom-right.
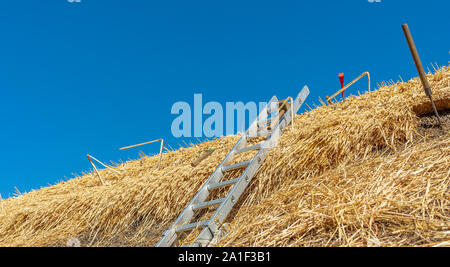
[[0, 66, 448, 247]]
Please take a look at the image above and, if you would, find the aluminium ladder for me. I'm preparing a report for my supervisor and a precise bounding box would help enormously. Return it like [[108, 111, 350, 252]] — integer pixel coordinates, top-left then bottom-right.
[[156, 86, 310, 247]]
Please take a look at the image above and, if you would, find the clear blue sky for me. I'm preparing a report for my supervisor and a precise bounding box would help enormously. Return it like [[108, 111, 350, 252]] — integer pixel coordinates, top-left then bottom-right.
[[0, 0, 448, 197]]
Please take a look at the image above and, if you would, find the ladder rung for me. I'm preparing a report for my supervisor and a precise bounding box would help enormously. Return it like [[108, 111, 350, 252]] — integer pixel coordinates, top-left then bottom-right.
[[258, 117, 272, 127], [235, 144, 261, 155], [246, 129, 271, 139], [175, 220, 210, 233], [157, 87, 310, 247], [222, 160, 251, 172], [247, 130, 270, 138], [258, 124, 272, 132], [208, 177, 240, 190], [191, 198, 225, 211], [254, 129, 270, 137]]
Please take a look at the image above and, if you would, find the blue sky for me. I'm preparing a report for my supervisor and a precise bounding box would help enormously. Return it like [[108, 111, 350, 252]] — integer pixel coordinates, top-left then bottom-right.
[[0, 0, 448, 197]]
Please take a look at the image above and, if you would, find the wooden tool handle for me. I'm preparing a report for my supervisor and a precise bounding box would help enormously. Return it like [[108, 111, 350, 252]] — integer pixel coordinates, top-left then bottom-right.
[[191, 151, 214, 167], [402, 24, 432, 96]]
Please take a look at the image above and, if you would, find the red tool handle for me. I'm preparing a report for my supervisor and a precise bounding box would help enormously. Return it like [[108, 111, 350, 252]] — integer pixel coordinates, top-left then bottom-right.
[[339, 73, 345, 99]]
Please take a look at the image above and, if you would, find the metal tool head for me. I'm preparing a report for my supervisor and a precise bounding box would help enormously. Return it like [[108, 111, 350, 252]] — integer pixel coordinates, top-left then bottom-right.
[[339, 73, 345, 98]]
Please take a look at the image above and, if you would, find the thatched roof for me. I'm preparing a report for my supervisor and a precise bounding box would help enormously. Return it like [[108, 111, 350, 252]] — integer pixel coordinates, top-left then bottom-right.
[[0, 66, 448, 247]]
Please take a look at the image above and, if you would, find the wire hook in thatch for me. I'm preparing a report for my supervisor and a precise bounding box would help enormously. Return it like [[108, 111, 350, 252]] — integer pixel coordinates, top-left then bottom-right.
[[87, 155, 104, 185], [87, 154, 122, 185], [326, 71, 371, 105], [119, 138, 164, 169], [278, 97, 295, 128], [87, 154, 122, 174]]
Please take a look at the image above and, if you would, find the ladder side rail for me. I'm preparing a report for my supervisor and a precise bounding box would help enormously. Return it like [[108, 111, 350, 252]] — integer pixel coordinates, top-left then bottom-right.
[[156, 135, 247, 247], [192, 111, 280, 246], [247, 96, 278, 138], [192, 148, 270, 246], [193, 125, 281, 246], [194, 86, 310, 247], [156, 96, 279, 247], [171, 95, 279, 224]]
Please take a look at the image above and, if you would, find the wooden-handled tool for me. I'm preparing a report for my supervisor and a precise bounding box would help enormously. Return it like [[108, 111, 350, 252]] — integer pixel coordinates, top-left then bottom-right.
[[402, 24, 441, 125], [191, 149, 215, 167], [120, 138, 164, 169]]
